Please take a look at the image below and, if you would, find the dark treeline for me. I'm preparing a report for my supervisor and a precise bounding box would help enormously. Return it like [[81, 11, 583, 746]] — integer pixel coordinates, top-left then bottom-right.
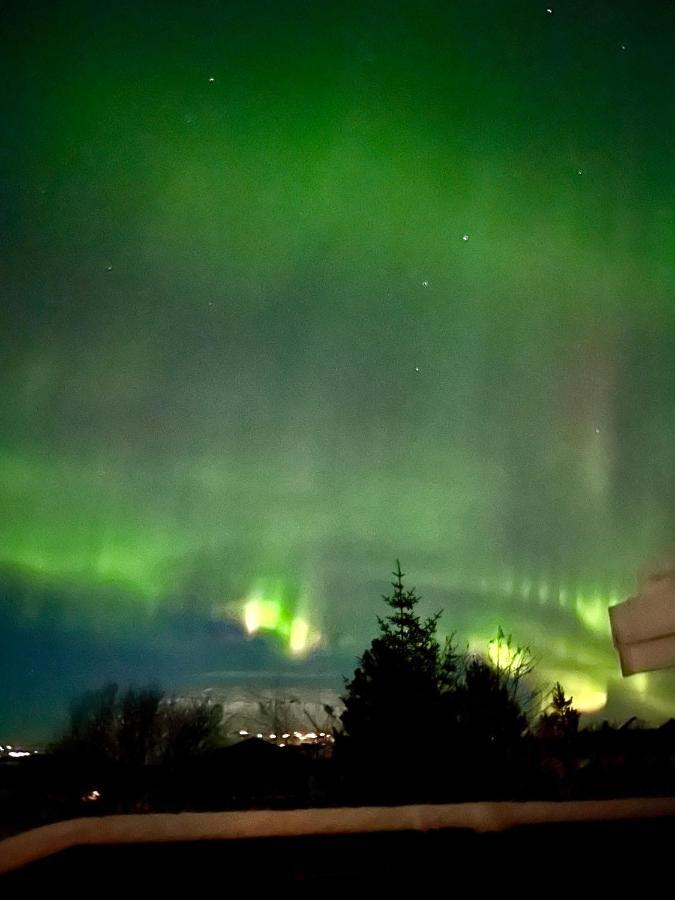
[[1, 562, 674, 836], [337, 561, 674, 804]]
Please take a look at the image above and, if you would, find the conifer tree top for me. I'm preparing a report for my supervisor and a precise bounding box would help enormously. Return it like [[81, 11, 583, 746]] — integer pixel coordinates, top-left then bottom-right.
[[377, 560, 440, 655], [340, 561, 455, 748]]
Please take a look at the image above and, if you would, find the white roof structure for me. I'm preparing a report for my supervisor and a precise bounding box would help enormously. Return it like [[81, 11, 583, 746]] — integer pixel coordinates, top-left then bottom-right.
[[609, 568, 675, 676]]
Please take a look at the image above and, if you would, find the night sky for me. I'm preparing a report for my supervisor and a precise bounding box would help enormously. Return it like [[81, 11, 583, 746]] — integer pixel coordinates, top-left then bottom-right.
[[1, 0, 674, 741]]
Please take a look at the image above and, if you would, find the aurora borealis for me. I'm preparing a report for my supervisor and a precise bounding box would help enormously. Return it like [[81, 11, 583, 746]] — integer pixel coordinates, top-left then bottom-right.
[[1, 1, 673, 741]]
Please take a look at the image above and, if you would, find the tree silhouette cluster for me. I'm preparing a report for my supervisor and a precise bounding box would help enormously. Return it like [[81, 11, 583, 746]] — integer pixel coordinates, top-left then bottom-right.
[[6, 556, 675, 842], [51, 683, 222, 811], [56, 683, 222, 767], [6, 562, 675, 831], [340, 562, 564, 801]]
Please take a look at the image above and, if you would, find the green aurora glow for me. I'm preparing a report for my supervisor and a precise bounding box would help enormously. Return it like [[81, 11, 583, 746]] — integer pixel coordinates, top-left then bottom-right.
[[1, 1, 673, 736]]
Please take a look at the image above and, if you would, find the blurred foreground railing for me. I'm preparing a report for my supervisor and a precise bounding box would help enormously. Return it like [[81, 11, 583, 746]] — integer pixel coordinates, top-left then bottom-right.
[[2, 796, 675, 876]]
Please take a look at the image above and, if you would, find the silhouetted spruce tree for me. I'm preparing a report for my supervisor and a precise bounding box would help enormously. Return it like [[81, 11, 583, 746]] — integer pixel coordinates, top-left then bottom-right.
[[536, 682, 580, 797], [340, 561, 457, 801], [538, 682, 580, 740]]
